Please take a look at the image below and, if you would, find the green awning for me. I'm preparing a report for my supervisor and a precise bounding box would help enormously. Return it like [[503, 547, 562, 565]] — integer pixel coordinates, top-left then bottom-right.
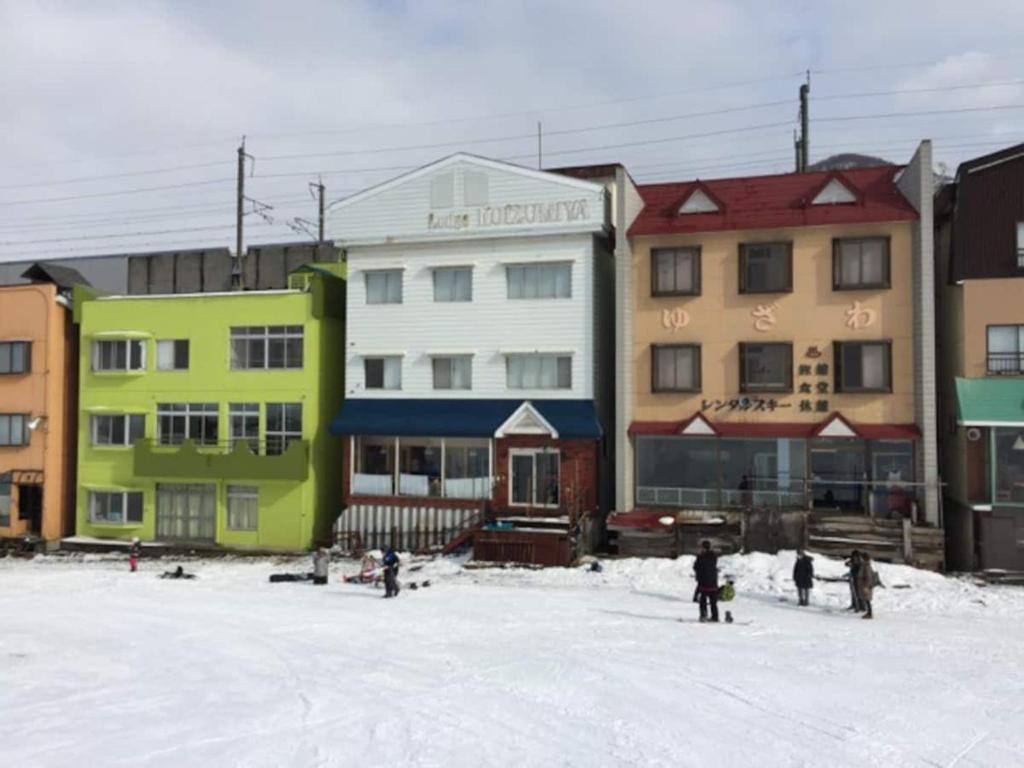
[[956, 377, 1024, 426]]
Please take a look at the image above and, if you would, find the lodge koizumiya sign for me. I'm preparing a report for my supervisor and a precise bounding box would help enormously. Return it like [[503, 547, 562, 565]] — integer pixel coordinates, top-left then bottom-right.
[[427, 199, 591, 231]]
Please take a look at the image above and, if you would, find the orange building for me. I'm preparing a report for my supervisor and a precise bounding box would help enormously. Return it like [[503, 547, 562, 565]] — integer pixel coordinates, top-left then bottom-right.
[[0, 264, 80, 546]]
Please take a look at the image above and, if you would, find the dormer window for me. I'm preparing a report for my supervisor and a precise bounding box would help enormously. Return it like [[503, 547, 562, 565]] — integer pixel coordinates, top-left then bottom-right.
[[678, 188, 719, 214], [812, 178, 857, 205]]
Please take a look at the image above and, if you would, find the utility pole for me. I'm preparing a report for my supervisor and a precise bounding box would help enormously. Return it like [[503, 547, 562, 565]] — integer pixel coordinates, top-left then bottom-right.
[[795, 73, 810, 172], [234, 137, 254, 289], [315, 176, 325, 242], [537, 121, 543, 170]]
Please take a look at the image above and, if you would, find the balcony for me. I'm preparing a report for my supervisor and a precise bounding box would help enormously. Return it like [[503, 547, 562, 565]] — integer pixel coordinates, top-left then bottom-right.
[[133, 439, 309, 482], [987, 353, 1024, 375]]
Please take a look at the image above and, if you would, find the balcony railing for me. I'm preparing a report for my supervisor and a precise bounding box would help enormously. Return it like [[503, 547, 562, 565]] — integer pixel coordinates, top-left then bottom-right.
[[133, 438, 309, 481], [987, 353, 1024, 375], [351, 472, 491, 500]]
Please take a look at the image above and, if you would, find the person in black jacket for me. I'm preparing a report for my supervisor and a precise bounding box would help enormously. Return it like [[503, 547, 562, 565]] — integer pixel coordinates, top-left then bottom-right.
[[693, 540, 719, 622], [845, 550, 864, 611], [382, 547, 401, 599], [793, 550, 814, 606]]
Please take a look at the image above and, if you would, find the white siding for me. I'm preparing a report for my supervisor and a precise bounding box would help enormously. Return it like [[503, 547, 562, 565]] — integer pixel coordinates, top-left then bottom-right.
[[346, 234, 596, 400]]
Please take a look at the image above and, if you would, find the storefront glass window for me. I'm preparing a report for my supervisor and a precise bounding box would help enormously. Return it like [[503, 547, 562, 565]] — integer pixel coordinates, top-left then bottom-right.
[[994, 429, 1024, 505], [719, 438, 807, 507], [810, 439, 866, 511], [636, 436, 718, 506], [870, 440, 916, 518]]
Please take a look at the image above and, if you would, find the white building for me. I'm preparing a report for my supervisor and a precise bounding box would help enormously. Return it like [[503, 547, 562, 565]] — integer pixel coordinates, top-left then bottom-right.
[[327, 153, 615, 555]]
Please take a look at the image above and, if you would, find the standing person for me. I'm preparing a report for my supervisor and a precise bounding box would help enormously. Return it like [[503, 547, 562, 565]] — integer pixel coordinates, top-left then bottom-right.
[[793, 549, 815, 606], [844, 550, 863, 611], [382, 547, 401, 599], [857, 553, 876, 619], [128, 537, 141, 573], [312, 547, 330, 586], [693, 540, 719, 623]]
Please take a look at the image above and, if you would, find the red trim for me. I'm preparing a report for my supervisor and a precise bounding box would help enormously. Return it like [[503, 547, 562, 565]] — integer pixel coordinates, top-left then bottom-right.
[[607, 509, 674, 530], [629, 415, 920, 440]]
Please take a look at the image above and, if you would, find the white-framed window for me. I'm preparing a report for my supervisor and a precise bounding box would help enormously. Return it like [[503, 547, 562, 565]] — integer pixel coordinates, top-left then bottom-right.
[[509, 449, 560, 508], [226, 485, 259, 530], [365, 356, 401, 390], [229, 403, 260, 452], [266, 403, 301, 456], [432, 356, 472, 390], [92, 339, 145, 372], [88, 490, 144, 525], [506, 263, 571, 299], [156, 339, 189, 371], [506, 354, 571, 390], [433, 267, 472, 302], [365, 270, 403, 304], [0, 341, 30, 375], [230, 326, 303, 370], [91, 414, 145, 447], [156, 403, 219, 446], [0, 414, 29, 447]]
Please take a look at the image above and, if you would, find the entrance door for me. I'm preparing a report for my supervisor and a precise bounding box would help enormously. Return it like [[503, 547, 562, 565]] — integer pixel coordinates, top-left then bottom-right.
[[17, 485, 42, 536], [156, 484, 216, 543]]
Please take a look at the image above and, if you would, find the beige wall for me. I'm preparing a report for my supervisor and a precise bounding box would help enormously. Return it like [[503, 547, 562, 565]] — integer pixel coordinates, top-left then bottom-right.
[[961, 277, 1024, 378], [0, 283, 75, 541], [632, 221, 915, 425]]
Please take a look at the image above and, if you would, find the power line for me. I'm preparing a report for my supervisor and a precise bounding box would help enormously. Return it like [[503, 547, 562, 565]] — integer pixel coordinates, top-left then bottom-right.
[[814, 103, 1024, 123], [0, 177, 235, 207], [0, 221, 279, 247], [0, 159, 236, 192], [818, 79, 1024, 102], [0, 231, 300, 259]]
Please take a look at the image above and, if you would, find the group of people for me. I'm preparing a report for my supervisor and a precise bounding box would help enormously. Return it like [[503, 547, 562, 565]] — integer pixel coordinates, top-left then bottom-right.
[[314, 546, 401, 596], [845, 549, 877, 619]]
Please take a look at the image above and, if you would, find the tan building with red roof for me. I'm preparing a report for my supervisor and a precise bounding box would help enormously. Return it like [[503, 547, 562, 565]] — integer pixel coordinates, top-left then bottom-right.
[[615, 143, 940, 544]]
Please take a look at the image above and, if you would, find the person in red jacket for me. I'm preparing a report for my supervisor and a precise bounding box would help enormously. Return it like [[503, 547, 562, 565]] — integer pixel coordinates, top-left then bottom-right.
[[128, 538, 141, 572]]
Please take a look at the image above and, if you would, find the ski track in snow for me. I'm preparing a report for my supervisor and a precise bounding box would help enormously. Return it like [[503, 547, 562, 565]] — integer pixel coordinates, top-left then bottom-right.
[[2, 551, 1024, 768]]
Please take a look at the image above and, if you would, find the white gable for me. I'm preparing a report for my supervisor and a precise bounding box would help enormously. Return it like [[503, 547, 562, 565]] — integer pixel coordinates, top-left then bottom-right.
[[681, 414, 716, 435], [495, 402, 559, 438], [817, 415, 858, 438], [812, 178, 857, 205], [678, 188, 719, 214], [327, 153, 607, 245]]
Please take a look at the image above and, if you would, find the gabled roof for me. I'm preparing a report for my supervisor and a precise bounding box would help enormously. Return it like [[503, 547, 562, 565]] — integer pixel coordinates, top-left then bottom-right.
[[677, 183, 725, 214], [628, 165, 917, 236], [807, 172, 862, 206], [21, 261, 92, 290]]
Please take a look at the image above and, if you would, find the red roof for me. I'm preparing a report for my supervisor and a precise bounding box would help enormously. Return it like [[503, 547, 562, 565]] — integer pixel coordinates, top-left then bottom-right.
[[628, 165, 918, 236], [628, 415, 920, 440]]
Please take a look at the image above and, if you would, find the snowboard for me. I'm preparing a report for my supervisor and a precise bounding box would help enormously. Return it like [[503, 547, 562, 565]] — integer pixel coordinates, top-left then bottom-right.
[[678, 618, 752, 626]]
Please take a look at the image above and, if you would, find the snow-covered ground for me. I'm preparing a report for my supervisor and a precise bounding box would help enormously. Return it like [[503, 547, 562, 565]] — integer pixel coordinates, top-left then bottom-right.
[[3, 551, 1024, 768]]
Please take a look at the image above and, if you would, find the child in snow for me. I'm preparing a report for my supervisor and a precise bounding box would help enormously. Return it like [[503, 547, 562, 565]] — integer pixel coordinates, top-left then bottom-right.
[[793, 550, 814, 606], [693, 540, 719, 622], [128, 538, 141, 572], [382, 547, 400, 598], [312, 547, 330, 586], [856, 553, 876, 619]]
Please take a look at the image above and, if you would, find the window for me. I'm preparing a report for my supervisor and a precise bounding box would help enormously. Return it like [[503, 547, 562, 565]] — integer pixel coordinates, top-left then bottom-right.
[[994, 428, 1024, 504], [365, 270, 403, 304], [156, 403, 219, 446], [0, 341, 30, 374], [443, 439, 490, 499], [156, 340, 189, 371], [463, 170, 489, 206], [229, 403, 259, 452], [0, 414, 29, 446], [433, 267, 472, 302], [226, 485, 259, 530], [1018, 223, 1024, 269], [988, 325, 1024, 374], [266, 403, 301, 455], [430, 172, 454, 208], [230, 326, 303, 370], [399, 437, 443, 496], [432, 356, 472, 390], [0, 482, 10, 527], [364, 357, 401, 390], [91, 414, 145, 447], [652, 345, 701, 392], [88, 491, 144, 525], [833, 237, 890, 289], [506, 263, 571, 299], [93, 339, 145, 372], [740, 343, 793, 393], [354, 435, 395, 495], [510, 449, 560, 507], [506, 354, 571, 390], [835, 341, 892, 392], [740, 243, 792, 293], [651, 247, 700, 296]]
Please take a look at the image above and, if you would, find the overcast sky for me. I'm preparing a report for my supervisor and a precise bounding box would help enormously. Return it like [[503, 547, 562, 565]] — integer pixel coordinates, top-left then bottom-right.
[[1, 0, 1023, 263]]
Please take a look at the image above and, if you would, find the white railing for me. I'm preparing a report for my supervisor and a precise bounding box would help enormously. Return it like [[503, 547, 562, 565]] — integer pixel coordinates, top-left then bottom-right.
[[398, 473, 432, 497], [353, 473, 393, 495], [443, 477, 491, 500]]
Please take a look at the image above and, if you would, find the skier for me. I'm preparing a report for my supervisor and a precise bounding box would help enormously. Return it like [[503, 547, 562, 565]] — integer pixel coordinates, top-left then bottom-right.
[[857, 552, 876, 619], [128, 537, 141, 573], [693, 540, 719, 623], [793, 549, 814, 606], [382, 547, 401, 598], [312, 547, 330, 586], [845, 550, 864, 612]]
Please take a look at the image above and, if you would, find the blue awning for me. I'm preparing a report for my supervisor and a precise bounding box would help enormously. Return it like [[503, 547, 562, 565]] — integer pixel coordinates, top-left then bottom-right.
[[329, 399, 602, 439]]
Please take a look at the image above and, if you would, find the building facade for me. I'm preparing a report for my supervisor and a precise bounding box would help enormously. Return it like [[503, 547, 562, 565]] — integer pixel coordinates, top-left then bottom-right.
[[74, 268, 345, 551], [619, 146, 940, 528], [327, 154, 613, 555], [936, 143, 1024, 570], [0, 267, 79, 545]]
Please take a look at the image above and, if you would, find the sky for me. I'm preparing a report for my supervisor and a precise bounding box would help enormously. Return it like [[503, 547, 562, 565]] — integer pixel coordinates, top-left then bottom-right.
[[1, 0, 1023, 263]]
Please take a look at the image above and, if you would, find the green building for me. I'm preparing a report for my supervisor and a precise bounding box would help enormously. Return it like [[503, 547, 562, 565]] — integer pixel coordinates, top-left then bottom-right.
[[73, 268, 344, 551]]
